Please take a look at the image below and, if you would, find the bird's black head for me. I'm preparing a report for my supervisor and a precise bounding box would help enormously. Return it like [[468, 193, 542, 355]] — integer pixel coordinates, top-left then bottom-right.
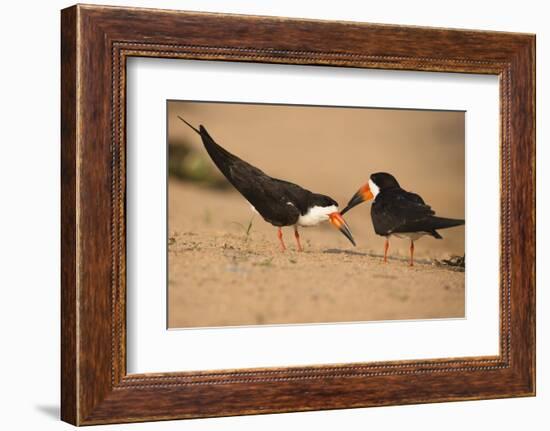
[[370, 172, 400, 190], [341, 172, 401, 215]]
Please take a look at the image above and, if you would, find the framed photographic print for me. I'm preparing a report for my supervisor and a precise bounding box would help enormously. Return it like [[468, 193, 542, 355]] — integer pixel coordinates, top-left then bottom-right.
[[61, 4, 535, 425]]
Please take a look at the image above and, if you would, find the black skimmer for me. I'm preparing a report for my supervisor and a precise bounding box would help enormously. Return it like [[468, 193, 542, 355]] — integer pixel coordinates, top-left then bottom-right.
[[178, 116, 356, 251], [341, 172, 464, 266]]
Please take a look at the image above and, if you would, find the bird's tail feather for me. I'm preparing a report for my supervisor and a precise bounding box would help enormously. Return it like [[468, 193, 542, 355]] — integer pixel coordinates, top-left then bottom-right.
[[429, 216, 465, 230], [430, 230, 443, 239], [178, 116, 246, 183], [177, 116, 201, 135], [197, 125, 247, 179]]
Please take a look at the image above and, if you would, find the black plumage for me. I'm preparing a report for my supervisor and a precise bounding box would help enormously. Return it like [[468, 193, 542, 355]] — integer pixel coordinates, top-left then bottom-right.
[[342, 172, 464, 265], [177, 116, 355, 250], [370, 187, 464, 239]]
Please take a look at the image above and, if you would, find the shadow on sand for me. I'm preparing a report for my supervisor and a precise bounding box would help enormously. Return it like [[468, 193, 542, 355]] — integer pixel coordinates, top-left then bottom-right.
[[323, 248, 438, 266]]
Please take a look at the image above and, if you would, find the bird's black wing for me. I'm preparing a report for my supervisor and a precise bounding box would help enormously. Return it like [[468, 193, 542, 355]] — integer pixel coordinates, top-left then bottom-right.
[[198, 125, 304, 225], [371, 189, 436, 235]]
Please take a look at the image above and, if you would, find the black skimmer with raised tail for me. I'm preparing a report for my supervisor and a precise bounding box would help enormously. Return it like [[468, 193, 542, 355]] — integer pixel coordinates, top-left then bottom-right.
[[178, 116, 356, 251]]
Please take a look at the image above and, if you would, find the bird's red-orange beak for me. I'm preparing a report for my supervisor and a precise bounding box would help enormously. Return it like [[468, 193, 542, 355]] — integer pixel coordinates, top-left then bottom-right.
[[340, 183, 374, 215], [329, 212, 356, 246]]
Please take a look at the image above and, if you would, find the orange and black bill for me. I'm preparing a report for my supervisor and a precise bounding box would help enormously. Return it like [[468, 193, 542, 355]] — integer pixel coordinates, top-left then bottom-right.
[[329, 212, 356, 246], [341, 183, 374, 215]]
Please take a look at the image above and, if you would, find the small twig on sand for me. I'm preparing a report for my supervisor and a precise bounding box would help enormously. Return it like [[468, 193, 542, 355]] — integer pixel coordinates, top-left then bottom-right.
[[434, 255, 465, 272], [230, 215, 255, 244], [244, 216, 254, 241]]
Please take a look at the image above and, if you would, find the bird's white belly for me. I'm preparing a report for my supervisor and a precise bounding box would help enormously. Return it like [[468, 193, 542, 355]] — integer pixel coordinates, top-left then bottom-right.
[[297, 205, 338, 227], [392, 232, 429, 241]]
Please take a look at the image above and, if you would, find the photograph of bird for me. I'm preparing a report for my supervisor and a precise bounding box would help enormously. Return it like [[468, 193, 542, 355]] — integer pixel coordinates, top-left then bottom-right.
[[341, 172, 464, 266], [178, 116, 356, 251]]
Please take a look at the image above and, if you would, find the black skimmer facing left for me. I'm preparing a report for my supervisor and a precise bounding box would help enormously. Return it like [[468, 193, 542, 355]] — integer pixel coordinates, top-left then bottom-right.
[[341, 172, 464, 266], [178, 116, 356, 251]]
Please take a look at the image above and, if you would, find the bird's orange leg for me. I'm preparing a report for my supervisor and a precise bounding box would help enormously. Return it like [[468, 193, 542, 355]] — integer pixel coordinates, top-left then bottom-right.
[[409, 240, 415, 267], [384, 238, 390, 263], [277, 227, 286, 252], [294, 226, 303, 252]]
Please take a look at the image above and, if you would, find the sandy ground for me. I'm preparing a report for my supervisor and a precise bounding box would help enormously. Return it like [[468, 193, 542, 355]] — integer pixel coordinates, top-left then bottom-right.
[[167, 102, 465, 328], [168, 181, 465, 328]]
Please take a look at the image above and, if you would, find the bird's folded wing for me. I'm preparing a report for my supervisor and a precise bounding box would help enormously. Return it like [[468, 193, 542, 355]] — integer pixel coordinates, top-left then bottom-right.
[[374, 192, 436, 234]]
